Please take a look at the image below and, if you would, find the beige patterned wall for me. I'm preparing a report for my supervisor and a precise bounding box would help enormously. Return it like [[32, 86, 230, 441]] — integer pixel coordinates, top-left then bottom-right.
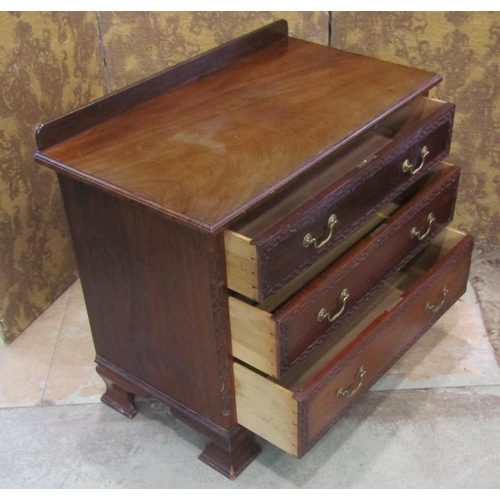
[[0, 12, 327, 343], [97, 12, 329, 91], [3, 12, 499, 343], [331, 12, 500, 244], [0, 12, 107, 342]]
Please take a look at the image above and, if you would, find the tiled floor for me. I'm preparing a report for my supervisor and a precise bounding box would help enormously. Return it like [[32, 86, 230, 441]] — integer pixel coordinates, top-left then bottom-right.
[[0, 283, 104, 409], [1, 266, 500, 487], [470, 241, 500, 364]]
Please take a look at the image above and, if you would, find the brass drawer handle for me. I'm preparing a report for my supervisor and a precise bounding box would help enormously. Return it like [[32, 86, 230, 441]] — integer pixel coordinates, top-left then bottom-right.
[[317, 288, 350, 322], [303, 214, 338, 249], [411, 212, 435, 240], [402, 145, 429, 175], [337, 366, 367, 399], [425, 285, 449, 313]]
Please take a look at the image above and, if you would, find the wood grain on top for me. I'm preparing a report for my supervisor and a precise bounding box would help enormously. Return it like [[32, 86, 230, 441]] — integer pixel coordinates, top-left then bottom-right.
[[36, 36, 440, 233]]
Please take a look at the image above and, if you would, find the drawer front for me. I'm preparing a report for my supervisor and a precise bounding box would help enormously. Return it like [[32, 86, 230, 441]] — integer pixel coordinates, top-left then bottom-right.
[[253, 103, 455, 301], [273, 164, 460, 376], [297, 234, 473, 456], [233, 231, 473, 458]]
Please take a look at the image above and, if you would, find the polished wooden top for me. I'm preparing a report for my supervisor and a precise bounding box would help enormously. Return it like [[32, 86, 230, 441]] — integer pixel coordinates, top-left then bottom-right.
[[36, 33, 440, 233]]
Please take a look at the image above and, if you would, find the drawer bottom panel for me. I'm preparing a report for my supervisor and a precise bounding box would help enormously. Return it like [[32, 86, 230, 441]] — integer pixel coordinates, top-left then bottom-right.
[[234, 229, 473, 457]]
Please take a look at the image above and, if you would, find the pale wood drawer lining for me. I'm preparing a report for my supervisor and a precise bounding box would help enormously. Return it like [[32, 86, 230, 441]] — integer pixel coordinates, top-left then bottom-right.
[[233, 228, 470, 456]]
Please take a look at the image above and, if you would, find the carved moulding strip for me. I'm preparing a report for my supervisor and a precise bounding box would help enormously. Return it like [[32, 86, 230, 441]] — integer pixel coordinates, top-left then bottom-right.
[[276, 169, 460, 375], [256, 107, 455, 300], [296, 236, 473, 456], [207, 235, 235, 418]]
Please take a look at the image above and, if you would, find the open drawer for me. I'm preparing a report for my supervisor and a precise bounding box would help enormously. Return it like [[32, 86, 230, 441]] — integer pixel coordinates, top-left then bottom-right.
[[230, 162, 460, 378], [225, 96, 455, 302], [233, 228, 474, 458]]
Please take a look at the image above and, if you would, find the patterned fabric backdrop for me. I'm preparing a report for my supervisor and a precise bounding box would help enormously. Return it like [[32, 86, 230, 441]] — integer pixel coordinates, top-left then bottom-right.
[[97, 12, 329, 91], [0, 11, 327, 343], [1, 11, 499, 343], [331, 11, 500, 244], [0, 12, 107, 342]]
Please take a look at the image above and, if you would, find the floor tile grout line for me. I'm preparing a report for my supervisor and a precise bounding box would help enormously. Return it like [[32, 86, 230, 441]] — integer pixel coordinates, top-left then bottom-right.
[[39, 283, 74, 404], [0, 401, 103, 411], [371, 382, 500, 393], [0, 383, 497, 412], [0, 396, 157, 411]]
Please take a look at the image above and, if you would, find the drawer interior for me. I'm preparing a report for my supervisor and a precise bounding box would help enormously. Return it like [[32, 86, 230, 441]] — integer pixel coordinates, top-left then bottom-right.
[[229, 203, 398, 377], [234, 228, 470, 455], [277, 227, 467, 392], [231, 161, 456, 318], [230, 162, 459, 377], [225, 96, 451, 301], [230, 97, 446, 240]]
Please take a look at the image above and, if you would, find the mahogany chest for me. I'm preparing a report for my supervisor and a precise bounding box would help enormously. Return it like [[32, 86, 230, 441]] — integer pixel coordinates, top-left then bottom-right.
[[34, 21, 473, 478]]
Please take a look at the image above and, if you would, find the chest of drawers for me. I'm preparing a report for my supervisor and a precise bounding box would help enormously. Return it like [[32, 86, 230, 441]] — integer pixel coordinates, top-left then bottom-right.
[[34, 21, 473, 479]]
